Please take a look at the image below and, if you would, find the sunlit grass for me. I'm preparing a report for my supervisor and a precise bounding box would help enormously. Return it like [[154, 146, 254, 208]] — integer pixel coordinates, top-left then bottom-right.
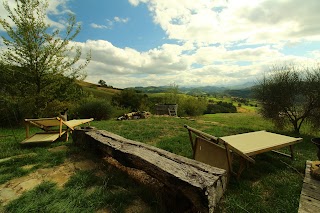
[[1, 113, 318, 212]]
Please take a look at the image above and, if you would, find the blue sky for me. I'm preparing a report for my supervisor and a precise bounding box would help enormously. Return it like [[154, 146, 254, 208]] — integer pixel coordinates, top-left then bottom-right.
[[1, 0, 320, 88]]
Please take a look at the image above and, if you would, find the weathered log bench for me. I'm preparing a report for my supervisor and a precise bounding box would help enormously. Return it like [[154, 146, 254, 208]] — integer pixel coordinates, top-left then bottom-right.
[[73, 128, 228, 213]]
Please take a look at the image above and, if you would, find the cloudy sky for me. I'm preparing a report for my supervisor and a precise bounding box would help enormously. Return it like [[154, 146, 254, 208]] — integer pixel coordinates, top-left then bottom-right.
[[1, 0, 320, 88]]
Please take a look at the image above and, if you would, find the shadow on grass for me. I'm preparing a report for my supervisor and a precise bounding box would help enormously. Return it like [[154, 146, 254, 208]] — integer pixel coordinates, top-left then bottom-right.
[[4, 168, 164, 213]]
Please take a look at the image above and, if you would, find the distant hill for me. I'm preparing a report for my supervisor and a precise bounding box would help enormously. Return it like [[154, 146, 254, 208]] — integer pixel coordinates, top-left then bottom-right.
[[77, 80, 255, 100], [132, 84, 254, 99]]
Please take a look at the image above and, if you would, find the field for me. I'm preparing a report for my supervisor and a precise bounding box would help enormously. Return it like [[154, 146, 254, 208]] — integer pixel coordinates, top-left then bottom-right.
[[0, 113, 318, 212]]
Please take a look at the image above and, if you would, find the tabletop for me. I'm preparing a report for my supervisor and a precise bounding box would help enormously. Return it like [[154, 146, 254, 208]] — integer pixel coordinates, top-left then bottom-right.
[[219, 130, 303, 156]]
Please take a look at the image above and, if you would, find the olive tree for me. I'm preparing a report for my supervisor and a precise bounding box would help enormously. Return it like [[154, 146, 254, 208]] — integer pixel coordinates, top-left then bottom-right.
[[254, 65, 320, 134], [0, 0, 90, 120]]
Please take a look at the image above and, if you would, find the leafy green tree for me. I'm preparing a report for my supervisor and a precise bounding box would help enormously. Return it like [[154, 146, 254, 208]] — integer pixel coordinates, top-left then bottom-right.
[[112, 89, 149, 111], [254, 65, 320, 134], [0, 0, 90, 120], [98, 79, 107, 87], [165, 83, 179, 104]]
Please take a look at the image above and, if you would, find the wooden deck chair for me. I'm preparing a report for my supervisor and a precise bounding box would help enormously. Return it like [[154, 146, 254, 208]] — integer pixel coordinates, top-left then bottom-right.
[[184, 125, 233, 176], [194, 136, 233, 175], [184, 125, 219, 157], [21, 117, 93, 144]]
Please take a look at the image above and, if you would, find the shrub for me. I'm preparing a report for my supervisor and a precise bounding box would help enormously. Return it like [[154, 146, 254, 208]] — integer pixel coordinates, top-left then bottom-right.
[[205, 101, 237, 114], [74, 98, 114, 120], [178, 96, 207, 116], [112, 89, 149, 111]]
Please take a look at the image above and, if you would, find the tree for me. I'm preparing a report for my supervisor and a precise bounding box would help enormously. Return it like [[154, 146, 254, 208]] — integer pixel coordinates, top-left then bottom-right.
[[98, 79, 106, 87], [165, 83, 179, 104], [254, 65, 320, 134], [0, 0, 90, 119], [112, 89, 149, 111]]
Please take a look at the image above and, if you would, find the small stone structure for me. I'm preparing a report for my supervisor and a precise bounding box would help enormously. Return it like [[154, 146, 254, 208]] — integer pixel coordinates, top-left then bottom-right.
[[73, 128, 227, 213], [155, 104, 178, 116]]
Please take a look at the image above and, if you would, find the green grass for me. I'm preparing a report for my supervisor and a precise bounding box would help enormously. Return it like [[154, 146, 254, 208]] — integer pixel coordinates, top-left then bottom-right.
[[1, 113, 319, 212], [0, 128, 69, 184], [5, 169, 160, 213]]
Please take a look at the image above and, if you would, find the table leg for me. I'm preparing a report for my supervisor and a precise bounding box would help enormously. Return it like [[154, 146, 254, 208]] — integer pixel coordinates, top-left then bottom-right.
[[289, 145, 294, 160]]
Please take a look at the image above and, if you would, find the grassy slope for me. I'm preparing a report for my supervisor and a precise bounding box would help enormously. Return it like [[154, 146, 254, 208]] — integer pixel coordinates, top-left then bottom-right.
[[77, 80, 121, 101]]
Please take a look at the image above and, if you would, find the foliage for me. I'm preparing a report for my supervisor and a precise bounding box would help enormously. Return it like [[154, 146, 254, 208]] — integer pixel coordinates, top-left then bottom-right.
[[164, 83, 179, 104], [98, 79, 106, 86], [205, 101, 237, 114], [74, 98, 114, 121], [112, 89, 149, 111], [254, 65, 320, 134], [0, 0, 90, 122], [178, 96, 207, 116]]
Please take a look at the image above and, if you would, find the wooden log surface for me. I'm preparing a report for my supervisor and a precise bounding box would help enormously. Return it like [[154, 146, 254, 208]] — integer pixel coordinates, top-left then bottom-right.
[[298, 161, 320, 213], [73, 129, 228, 213]]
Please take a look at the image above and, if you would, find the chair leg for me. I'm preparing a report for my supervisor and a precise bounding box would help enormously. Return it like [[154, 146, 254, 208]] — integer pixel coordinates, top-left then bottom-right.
[[236, 158, 247, 179]]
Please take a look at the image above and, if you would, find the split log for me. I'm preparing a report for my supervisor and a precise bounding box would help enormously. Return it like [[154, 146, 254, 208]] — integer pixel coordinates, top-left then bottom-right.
[[73, 129, 227, 213]]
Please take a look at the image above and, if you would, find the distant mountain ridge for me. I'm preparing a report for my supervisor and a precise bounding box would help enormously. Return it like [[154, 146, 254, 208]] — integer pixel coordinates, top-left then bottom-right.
[[131, 82, 256, 98]]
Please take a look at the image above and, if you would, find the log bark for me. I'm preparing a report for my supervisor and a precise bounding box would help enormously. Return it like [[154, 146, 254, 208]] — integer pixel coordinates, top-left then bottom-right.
[[73, 129, 227, 213]]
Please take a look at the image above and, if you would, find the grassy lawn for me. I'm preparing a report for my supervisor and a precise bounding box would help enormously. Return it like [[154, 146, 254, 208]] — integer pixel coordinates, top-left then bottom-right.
[[0, 113, 318, 212]]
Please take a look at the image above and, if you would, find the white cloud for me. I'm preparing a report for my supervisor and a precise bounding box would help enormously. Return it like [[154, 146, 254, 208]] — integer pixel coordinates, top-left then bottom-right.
[[90, 16, 129, 30], [129, 0, 320, 46], [2, 0, 320, 88], [0, 0, 72, 31], [70, 38, 315, 88], [114, 16, 129, 23], [90, 23, 112, 29]]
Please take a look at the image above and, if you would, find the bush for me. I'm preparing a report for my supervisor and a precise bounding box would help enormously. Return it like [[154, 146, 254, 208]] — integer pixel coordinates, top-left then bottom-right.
[[112, 89, 149, 111], [205, 101, 237, 114], [74, 98, 114, 120], [178, 96, 207, 116]]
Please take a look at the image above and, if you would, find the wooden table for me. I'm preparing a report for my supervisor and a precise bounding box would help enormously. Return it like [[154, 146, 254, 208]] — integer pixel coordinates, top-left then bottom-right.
[[218, 130, 303, 178]]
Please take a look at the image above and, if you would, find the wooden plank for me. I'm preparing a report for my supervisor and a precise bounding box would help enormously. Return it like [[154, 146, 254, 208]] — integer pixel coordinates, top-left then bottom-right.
[[299, 194, 320, 208], [301, 183, 320, 200], [304, 177, 320, 186], [299, 195, 320, 213], [271, 150, 292, 158], [73, 129, 228, 213], [298, 161, 320, 212], [25, 117, 61, 127], [20, 132, 65, 144], [184, 125, 218, 142], [63, 118, 93, 130]]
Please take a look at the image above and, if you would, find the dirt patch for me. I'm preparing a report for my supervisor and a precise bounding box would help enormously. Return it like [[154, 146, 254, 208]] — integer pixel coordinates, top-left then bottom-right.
[[0, 146, 100, 206], [125, 199, 151, 213], [48, 145, 68, 153]]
